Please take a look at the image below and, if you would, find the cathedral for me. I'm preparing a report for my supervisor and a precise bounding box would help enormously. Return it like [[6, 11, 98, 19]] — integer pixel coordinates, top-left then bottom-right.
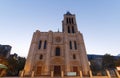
[[23, 12, 90, 77]]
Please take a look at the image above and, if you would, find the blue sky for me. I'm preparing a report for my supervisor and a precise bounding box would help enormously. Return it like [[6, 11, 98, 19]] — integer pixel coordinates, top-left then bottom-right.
[[0, 0, 120, 57]]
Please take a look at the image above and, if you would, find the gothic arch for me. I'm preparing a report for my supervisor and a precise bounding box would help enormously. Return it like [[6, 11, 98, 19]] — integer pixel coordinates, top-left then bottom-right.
[[55, 47, 60, 56]]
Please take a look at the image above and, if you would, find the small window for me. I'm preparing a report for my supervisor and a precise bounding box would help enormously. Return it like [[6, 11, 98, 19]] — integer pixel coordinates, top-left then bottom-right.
[[39, 54, 43, 59], [74, 41, 77, 50], [55, 47, 60, 56], [73, 54, 76, 59], [44, 40, 47, 49], [69, 41, 72, 49], [38, 40, 42, 49]]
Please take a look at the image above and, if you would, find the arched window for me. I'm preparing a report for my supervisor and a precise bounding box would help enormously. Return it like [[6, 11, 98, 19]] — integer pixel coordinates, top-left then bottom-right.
[[72, 26, 75, 33], [68, 26, 70, 33], [74, 41, 77, 50], [39, 54, 43, 59], [73, 54, 76, 59], [69, 41, 72, 49], [44, 40, 47, 49], [38, 40, 42, 49], [55, 47, 60, 56], [66, 18, 68, 24]]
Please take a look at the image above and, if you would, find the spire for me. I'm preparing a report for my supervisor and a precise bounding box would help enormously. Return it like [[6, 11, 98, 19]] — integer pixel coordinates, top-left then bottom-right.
[[66, 11, 72, 15]]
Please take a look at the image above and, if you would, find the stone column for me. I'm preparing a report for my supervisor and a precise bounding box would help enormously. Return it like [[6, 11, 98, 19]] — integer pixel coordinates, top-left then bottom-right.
[[24, 43, 37, 76], [45, 42, 51, 75], [44, 31, 52, 75], [77, 32, 90, 75], [24, 31, 39, 76], [64, 33, 70, 75]]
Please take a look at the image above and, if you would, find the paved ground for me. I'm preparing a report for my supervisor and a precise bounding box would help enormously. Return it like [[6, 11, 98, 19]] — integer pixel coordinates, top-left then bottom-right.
[[2, 76, 110, 78]]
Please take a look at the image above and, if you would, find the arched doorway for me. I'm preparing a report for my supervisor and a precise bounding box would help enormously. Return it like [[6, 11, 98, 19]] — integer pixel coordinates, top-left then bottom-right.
[[73, 66, 78, 75], [36, 66, 42, 75], [54, 65, 61, 76]]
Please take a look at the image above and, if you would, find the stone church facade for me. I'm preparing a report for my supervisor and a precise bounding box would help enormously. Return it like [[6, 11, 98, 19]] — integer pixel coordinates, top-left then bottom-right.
[[24, 12, 90, 76]]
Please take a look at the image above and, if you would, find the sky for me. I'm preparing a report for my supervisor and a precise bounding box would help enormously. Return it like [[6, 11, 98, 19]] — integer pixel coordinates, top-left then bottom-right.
[[0, 0, 120, 57]]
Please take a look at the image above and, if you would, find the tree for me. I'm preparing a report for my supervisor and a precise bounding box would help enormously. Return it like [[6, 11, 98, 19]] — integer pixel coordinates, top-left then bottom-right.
[[102, 54, 115, 69], [7, 56, 18, 76], [90, 59, 103, 75], [7, 54, 26, 76], [115, 57, 120, 66], [16, 57, 26, 72]]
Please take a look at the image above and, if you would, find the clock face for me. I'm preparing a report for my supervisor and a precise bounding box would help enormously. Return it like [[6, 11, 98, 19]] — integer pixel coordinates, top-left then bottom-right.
[[55, 37, 61, 42]]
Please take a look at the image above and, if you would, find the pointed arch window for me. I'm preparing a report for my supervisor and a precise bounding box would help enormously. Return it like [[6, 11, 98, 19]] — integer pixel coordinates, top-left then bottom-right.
[[69, 41, 72, 49], [44, 40, 47, 49], [74, 41, 77, 50], [38, 40, 42, 49], [66, 18, 69, 24], [68, 26, 70, 33], [55, 47, 60, 56], [72, 26, 75, 33], [69, 18, 71, 24]]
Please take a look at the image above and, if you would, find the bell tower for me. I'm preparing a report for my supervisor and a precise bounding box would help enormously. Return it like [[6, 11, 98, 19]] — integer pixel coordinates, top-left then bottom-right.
[[62, 11, 78, 33]]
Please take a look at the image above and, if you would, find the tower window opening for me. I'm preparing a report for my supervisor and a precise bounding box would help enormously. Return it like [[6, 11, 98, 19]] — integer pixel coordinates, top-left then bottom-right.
[[68, 26, 70, 33], [72, 26, 75, 33], [66, 18, 69, 24], [38, 40, 42, 49]]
